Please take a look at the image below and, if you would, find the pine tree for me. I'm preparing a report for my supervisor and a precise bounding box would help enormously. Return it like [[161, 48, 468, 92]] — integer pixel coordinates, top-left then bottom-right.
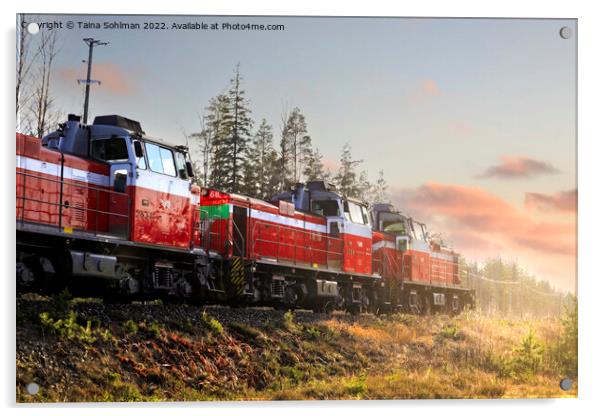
[[370, 170, 389, 203], [279, 107, 312, 187], [225, 64, 253, 193], [206, 65, 254, 193], [205, 94, 232, 189], [334, 143, 363, 198], [242, 119, 281, 200], [189, 114, 212, 187], [356, 170, 373, 202], [303, 147, 329, 182]]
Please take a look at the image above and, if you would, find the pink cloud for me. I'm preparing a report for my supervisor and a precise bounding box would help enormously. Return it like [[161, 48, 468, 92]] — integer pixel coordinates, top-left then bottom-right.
[[525, 189, 577, 213], [56, 62, 140, 96], [409, 79, 441, 103], [390, 182, 576, 290], [447, 121, 472, 134], [394, 183, 575, 256], [421, 79, 440, 96], [322, 157, 339, 173], [477, 155, 560, 179]]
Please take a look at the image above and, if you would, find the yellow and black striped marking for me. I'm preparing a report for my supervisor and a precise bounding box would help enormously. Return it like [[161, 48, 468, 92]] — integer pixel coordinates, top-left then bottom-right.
[[229, 256, 245, 295]]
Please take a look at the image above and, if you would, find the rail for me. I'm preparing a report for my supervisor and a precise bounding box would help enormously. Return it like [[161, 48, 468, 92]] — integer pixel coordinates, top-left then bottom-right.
[[16, 169, 131, 238]]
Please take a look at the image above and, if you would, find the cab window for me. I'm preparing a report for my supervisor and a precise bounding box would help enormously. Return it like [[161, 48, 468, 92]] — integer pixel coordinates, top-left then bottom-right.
[[146, 142, 176, 177], [175, 152, 188, 179], [311, 200, 340, 217], [133, 140, 146, 169], [347, 201, 367, 225], [90, 137, 129, 162]]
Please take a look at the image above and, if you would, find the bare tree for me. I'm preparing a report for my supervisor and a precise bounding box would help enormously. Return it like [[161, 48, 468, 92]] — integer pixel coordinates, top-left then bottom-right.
[[29, 30, 60, 138], [189, 112, 213, 187], [16, 14, 40, 132]]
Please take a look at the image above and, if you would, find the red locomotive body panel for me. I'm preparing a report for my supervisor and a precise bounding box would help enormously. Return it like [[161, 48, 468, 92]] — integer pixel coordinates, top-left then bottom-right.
[[372, 231, 403, 279], [16, 133, 113, 235], [341, 223, 373, 275], [130, 169, 194, 249], [245, 198, 330, 267]]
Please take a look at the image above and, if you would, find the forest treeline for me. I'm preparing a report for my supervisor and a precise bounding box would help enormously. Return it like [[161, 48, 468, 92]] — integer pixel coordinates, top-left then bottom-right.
[[463, 257, 574, 318], [186, 64, 388, 202]]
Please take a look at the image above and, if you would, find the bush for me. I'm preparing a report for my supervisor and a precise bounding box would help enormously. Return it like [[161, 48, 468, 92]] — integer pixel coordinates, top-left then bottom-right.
[[200, 311, 223, 335], [39, 310, 96, 344], [281, 310, 297, 331], [511, 328, 544, 377], [345, 374, 368, 396], [122, 320, 138, 335], [437, 323, 464, 342]]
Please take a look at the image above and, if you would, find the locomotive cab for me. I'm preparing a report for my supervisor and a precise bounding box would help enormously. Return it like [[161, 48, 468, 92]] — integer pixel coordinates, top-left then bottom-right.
[[40, 114, 199, 248]]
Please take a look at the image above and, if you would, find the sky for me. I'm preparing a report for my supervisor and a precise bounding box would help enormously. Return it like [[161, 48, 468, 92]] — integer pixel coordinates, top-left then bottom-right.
[[20, 14, 577, 292]]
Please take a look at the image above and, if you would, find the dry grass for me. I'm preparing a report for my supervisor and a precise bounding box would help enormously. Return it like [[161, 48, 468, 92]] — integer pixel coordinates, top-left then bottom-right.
[[16, 301, 577, 402]]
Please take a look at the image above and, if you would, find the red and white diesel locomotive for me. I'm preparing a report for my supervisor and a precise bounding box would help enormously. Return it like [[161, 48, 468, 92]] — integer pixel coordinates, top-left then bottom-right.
[[16, 115, 474, 314]]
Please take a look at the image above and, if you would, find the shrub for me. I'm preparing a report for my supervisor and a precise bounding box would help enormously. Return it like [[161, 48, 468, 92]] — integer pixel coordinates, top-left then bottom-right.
[[39, 310, 96, 344], [345, 374, 368, 396], [511, 328, 544, 377], [281, 310, 297, 331], [122, 320, 139, 335], [437, 323, 464, 342], [200, 311, 223, 335]]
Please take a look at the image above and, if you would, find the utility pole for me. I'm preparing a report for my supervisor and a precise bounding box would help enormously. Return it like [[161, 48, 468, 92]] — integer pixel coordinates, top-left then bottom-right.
[[80, 38, 108, 124]]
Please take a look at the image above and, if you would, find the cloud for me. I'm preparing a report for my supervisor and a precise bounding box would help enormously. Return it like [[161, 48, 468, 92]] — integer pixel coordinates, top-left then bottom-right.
[[393, 183, 575, 256], [409, 79, 441, 102], [390, 182, 576, 290], [447, 121, 472, 134], [525, 189, 577, 213], [56, 62, 140, 96], [322, 157, 339, 174], [477, 155, 560, 179], [421, 79, 440, 96]]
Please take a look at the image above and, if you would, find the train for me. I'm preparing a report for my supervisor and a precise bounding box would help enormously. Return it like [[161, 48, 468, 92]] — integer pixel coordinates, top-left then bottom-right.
[[16, 114, 475, 314]]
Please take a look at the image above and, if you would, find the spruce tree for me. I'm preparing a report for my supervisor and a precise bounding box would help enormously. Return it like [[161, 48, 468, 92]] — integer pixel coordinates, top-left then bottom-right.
[[356, 170, 373, 202], [225, 64, 253, 193], [205, 94, 232, 190], [242, 119, 281, 200], [334, 143, 362, 198], [280, 107, 311, 187], [303, 147, 329, 182], [370, 170, 389, 203]]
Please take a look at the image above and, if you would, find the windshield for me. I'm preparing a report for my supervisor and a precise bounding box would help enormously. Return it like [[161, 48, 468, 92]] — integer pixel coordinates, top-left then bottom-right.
[[347, 201, 367, 225]]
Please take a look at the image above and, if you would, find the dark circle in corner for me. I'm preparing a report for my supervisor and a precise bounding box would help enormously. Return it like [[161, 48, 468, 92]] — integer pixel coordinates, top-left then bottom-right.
[[559, 26, 573, 39], [559, 378, 573, 391]]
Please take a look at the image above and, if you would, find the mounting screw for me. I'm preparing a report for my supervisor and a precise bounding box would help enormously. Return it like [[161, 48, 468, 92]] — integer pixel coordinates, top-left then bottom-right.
[[559, 378, 573, 391]]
